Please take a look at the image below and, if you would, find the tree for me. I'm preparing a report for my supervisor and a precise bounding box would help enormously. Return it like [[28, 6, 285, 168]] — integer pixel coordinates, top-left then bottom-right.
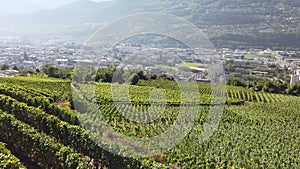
[[227, 78, 246, 87], [287, 82, 300, 96], [130, 74, 140, 85], [42, 65, 73, 79], [1, 64, 9, 70], [43, 65, 58, 77], [150, 74, 157, 80], [18, 70, 34, 76], [12, 65, 19, 71], [137, 71, 147, 80]]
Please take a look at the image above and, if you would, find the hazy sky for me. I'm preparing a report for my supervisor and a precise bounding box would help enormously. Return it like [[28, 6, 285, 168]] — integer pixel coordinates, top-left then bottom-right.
[[0, 0, 111, 17]]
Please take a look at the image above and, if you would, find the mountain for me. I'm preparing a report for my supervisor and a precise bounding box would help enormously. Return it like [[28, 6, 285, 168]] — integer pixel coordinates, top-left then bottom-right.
[[1, 0, 299, 49]]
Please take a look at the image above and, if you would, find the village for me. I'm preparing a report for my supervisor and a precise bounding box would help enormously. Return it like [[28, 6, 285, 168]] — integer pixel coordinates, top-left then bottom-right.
[[0, 39, 300, 84]]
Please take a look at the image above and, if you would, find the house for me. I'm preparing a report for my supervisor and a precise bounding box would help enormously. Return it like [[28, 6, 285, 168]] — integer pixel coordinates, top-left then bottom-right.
[[250, 71, 268, 77], [0, 70, 18, 77], [290, 75, 300, 85]]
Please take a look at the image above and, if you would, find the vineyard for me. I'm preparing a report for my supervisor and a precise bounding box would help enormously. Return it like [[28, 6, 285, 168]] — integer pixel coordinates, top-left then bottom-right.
[[0, 76, 299, 168], [137, 80, 296, 104]]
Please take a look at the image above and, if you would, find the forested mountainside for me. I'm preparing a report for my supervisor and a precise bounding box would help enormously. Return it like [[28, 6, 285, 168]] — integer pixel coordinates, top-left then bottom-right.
[[1, 0, 299, 49], [140, 0, 300, 49]]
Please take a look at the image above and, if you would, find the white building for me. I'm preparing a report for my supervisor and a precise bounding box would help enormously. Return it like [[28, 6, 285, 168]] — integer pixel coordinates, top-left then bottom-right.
[[290, 69, 300, 85]]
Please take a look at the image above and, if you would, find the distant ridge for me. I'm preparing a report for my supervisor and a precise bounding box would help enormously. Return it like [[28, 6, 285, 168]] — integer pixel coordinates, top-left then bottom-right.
[[0, 0, 299, 49]]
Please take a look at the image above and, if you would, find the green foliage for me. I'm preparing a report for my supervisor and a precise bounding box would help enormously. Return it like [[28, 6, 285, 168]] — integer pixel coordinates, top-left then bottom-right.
[[137, 80, 294, 104], [227, 76, 290, 95], [0, 83, 79, 125], [0, 142, 23, 169], [0, 76, 300, 168], [17, 70, 35, 76], [43, 65, 73, 79], [0, 111, 93, 169], [95, 68, 146, 84], [0, 64, 9, 70], [12, 65, 19, 71], [0, 93, 148, 169], [75, 82, 300, 168], [0, 76, 72, 102], [227, 78, 246, 87], [95, 68, 115, 82], [286, 82, 300, 96], [130, 74, 140, 85]]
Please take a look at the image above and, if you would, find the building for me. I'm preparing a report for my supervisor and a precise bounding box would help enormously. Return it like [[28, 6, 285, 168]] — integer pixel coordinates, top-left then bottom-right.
[[0, 70, 18, 77], [290, 69, 300, 85]]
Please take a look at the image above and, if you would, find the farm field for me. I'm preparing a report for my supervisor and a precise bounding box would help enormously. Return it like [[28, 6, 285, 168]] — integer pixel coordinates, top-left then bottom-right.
[[0, 76, 299, 168]]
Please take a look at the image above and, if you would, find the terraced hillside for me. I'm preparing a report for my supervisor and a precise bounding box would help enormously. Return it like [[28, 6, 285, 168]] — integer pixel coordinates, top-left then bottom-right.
[[0, 76, 299, 168], [146, 0, 300, 49]]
